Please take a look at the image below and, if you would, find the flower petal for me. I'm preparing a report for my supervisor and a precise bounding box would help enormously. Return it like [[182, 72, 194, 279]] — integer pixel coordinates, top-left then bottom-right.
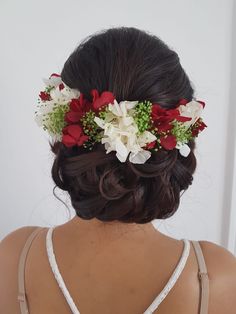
[[65, 111, 81, 123], [175, 116, 192, 122], [34, 114, 43, 127], [137, 131, 157, 147], [178, 99, 189, 106], [197, 100, 205, 108], [160, 135, 177, 150], [145, 141, 156, 149], [122, 116, 134, 126], [129, 150, 151, 164], [66, 124, 83, 140], [115, 138, 129, 162], [94, 116, 105, 128], [92, 90, 115, 110], [109, 100, 122, 116], [77, 134, 89, 146], [91, 89, 99, 102], [179, 144, 191, 157], [70, 99, 80, 111], [39, 91, 51, 101], [50, 73, 61, 78], [62, 134, 77, 147], [43, 76, 62, 88]]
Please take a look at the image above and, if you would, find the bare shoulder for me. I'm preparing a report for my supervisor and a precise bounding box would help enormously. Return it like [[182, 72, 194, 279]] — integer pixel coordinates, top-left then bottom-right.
[[1, 226, 40, 244], [0, 226, 43, 314], [198, 240, 236, 273], [0, 226, 43, 258], [198, 240, 236, 314]]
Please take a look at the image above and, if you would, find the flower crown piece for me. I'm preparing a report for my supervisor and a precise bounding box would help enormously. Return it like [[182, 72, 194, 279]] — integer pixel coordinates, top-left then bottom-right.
[[35, 73, 207, 164]]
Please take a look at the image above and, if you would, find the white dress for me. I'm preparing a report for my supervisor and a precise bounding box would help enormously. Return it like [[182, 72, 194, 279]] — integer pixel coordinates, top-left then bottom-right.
[[46, 227, 190, 314]]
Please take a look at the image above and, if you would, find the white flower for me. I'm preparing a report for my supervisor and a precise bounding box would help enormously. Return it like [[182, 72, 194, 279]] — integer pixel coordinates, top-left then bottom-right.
[[35, 75, 80, 128], [178, 100, 203, 128], [34, 101, 56, 128], [94, 100, 157, 164], [43, 75, 62, 88], [108, 100, 137, 117], [42, 74, 80, 104], [49, 84, 80, 103], [178, 143, 191, 157]]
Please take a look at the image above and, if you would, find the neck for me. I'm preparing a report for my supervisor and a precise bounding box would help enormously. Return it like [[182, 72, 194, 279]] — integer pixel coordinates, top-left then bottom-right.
[[65, 215, 159, 245]]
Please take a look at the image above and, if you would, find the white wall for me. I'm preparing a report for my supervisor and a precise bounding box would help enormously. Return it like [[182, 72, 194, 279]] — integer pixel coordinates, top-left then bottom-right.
[[0, 0, 235, 254], [226, 0, 236, 254]]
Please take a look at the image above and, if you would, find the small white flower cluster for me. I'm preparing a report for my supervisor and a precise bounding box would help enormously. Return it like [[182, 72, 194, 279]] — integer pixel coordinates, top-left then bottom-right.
[[178, 100, 204, 128], [35, 75, 80, 141], [94, 100, 157, 164], [175, 100, 204, 157]]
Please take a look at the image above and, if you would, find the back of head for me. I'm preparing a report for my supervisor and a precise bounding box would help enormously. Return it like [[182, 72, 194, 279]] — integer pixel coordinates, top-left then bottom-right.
[[51, 27, 197, 223]]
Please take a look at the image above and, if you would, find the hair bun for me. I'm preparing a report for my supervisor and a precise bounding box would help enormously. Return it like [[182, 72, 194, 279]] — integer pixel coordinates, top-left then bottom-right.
[[50, 27, 197, 223]]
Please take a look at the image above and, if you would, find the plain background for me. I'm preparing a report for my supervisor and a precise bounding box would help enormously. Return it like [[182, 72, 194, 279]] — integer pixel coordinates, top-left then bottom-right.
[[0, 0, 235, 255]]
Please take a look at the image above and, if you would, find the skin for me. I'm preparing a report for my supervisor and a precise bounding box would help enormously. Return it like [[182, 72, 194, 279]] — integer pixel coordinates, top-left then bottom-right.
[[0, 215, 236, 314]]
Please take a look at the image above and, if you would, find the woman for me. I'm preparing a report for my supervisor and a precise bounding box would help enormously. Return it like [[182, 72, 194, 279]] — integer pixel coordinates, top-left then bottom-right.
[[0, 27, 236, 314]]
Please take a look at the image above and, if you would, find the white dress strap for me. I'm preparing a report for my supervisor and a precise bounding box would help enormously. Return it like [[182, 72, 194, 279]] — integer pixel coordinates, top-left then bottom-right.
[[46, 227, 81, 314], [143, 238, 190, 314]]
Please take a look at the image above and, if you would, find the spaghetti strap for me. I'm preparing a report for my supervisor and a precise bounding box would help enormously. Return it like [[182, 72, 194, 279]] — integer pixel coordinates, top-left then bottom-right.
[[191, 240, 209, 314], [46, 227, 81, 314], [17, 227, 44, 314], [143, 238, 190, 313]]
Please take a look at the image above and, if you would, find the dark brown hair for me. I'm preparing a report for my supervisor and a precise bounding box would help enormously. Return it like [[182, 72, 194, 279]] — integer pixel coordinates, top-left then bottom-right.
[[51, 27, 197, 224]]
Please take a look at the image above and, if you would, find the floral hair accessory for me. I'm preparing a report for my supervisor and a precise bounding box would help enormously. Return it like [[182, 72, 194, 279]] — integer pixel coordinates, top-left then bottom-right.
[[35, 73, 207, 164]]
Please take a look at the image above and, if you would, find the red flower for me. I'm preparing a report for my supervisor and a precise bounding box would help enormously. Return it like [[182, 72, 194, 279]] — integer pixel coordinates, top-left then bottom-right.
[[191, 119, 207, 137], [178, 99, 189, 106], [65, 94, 92, 123], [145, 140, 156, 149], [59, 83, 64, 90], [49, 73, 64, 90], [62, 124, 89, 147], [160, 135, 177, 150], [64, 89, 115, 125], [151, 104, 191, 132], [91, 89, 115, 111], [178, 98, 205, 109], [197, 100, 205, 108], [39, 91, 51, 101], [50, 73, 61, 78]]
